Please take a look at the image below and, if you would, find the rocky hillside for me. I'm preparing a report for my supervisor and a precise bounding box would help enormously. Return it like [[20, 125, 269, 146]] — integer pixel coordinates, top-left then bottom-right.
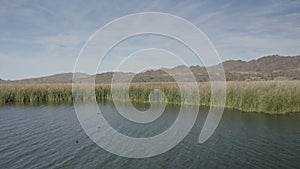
[[221, 55, 300, 81], [131, 54, 300, 82], [5, 55, 300, 84]]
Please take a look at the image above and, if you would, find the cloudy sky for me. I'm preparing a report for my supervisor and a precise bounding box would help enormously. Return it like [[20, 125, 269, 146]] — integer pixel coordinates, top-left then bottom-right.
[[1, 0, 300, 80]]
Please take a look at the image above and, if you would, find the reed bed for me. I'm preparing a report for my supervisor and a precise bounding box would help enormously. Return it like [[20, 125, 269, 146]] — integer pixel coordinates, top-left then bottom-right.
[[0, 84, 73, 105], [1, 81, 300, 114], [225, 81, 300, 114]]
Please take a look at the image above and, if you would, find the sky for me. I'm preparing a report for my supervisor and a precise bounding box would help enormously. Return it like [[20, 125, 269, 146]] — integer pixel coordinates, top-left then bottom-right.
[[0, 0, 300, 80]]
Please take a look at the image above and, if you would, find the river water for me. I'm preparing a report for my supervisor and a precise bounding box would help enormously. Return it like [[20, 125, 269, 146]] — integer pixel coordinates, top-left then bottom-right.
[[0, 103, 299, 168]]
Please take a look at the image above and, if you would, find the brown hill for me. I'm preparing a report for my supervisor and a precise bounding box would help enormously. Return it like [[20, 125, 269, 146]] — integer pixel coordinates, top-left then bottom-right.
[[133, 54, 300, 82], [5, 55, 300, 84], [221, 55, 300, 80], [9, 73, 90, 84]]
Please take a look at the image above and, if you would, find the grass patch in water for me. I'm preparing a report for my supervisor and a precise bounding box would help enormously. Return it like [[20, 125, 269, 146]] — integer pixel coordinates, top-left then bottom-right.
[[1, 81, 300, 114]]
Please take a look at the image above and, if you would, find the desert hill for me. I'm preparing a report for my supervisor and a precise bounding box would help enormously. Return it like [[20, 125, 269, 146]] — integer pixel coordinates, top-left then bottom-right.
[[5, 55, 300, 84]]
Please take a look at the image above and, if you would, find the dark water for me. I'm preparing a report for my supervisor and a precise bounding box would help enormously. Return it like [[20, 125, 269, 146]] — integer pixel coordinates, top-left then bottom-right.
[[0, 103, 300, 169]]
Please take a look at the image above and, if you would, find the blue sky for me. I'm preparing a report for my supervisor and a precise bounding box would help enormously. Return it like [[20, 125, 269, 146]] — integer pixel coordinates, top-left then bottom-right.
[[0, 0, 300, 80]]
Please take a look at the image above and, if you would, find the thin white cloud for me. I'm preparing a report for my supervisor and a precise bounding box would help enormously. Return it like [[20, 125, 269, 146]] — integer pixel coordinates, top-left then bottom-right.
[[1, 0, 300, 79]]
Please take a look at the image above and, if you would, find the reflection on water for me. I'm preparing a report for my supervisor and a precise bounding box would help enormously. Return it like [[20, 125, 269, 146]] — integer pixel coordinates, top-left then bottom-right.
[[0, 103, 299, 168]]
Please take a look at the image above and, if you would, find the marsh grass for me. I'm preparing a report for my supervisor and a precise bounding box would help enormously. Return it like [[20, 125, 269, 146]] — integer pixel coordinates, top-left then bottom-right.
[[0, 84, 73, 105], [1, 81, 300, 114], [225, 81, 300, 114]]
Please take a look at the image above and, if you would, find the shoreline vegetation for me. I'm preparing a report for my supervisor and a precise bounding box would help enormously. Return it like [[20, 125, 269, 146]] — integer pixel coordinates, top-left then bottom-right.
[[1, 81, 300, 114]]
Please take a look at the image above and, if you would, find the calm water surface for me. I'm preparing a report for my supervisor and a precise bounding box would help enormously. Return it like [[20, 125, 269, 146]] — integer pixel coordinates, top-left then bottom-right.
[[0, 103, 299, 169]]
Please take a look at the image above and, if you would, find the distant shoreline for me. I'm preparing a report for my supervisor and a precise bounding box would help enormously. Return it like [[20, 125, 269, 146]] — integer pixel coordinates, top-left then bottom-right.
[[1, 81, 299, 114]]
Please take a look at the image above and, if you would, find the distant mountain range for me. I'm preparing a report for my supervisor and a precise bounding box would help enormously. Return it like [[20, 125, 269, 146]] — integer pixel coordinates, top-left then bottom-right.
[[3, 55, 300, 84], [0, 78, 6, 83]]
